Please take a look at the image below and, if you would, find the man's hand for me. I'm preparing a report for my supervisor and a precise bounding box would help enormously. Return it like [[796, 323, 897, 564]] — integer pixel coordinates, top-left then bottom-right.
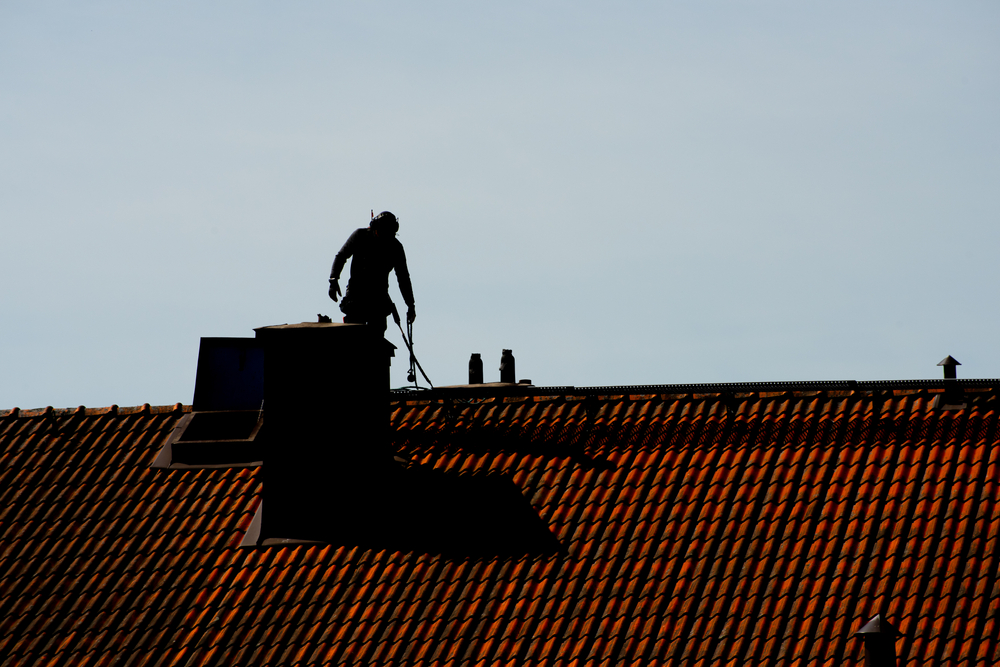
[[328, 279, 341, 302], [407, 305, 416, 324]]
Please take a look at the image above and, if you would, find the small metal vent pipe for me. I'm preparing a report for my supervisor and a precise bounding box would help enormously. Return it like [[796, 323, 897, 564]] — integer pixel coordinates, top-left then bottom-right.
[[855, 613, 898, 667], [936, 355, 966, 409], [469, 353, 483, 384], [938, 355, 960, 379], [500, 349, 515, 384]]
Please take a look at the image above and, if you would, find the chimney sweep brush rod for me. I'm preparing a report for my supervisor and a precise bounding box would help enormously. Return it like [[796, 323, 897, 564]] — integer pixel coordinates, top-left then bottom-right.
[[391, 302, 434, 389]]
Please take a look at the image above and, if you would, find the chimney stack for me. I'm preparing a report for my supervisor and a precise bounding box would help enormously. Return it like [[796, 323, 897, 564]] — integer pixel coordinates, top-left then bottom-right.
[[855, 613, 898, 667], [253, 322, 393, 542]]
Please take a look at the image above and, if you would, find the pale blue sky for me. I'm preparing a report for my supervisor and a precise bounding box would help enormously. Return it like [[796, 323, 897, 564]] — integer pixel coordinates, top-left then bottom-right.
[[2, 2, 998, 408]]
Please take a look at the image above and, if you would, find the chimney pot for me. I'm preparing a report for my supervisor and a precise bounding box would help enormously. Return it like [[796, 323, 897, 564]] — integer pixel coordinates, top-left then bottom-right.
[[469, 353, 483, 384], [500, 349, 515, 384]]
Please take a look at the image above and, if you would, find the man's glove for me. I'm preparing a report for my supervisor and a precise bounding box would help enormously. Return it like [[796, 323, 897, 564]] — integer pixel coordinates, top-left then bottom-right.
[[328, 278, 341, 302], [407, 305, 416, 324]]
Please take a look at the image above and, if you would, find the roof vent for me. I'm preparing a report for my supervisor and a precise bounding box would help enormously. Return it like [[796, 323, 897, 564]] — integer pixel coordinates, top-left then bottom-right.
[[854, 613, 899, 667], [935, 355, 966, 410], [937, 355, 961, 379]]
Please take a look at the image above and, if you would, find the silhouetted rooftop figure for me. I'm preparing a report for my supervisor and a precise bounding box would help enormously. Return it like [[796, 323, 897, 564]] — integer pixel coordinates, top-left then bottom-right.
[[329, 211, 415, 335]]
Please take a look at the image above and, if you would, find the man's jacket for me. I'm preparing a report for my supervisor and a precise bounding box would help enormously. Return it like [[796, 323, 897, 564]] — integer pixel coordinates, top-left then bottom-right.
[[331, 228, 414, 314]]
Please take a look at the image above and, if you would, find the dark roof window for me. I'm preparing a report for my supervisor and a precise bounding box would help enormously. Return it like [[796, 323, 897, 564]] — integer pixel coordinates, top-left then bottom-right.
[[151, 410, 263, 470]]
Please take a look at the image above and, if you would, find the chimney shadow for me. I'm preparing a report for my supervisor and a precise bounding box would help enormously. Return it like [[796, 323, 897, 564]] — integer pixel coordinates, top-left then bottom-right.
[[267, 456, 563, 558]]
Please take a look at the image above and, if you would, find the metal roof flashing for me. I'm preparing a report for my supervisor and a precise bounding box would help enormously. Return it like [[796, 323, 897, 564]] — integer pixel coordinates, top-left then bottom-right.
[[253, 321, 361, 332]]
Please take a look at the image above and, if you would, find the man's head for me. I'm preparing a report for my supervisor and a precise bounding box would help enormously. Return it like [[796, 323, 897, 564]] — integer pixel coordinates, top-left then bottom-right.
[[370, 211, 398, 237]]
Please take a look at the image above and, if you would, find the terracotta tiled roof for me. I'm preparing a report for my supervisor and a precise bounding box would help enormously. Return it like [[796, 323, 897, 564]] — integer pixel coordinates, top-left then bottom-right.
[[1, 385, 998, 665]]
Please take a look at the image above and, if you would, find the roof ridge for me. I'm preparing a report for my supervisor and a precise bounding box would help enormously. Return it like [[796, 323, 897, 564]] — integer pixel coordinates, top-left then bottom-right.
[[392, 378, 1000, 401], [0, 403, 191, 418]]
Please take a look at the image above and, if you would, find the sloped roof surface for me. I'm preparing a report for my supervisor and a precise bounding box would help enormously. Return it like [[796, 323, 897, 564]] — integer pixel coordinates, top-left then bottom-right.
[[1, 386, 998, 666]]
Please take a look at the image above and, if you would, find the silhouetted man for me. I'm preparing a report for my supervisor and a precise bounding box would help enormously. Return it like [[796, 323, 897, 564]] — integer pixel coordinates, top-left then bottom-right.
[[329, 211, 415, 335]]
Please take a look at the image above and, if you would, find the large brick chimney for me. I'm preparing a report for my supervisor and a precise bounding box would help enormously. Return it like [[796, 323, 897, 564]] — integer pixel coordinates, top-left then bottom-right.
[[254, 322, 393, 543]]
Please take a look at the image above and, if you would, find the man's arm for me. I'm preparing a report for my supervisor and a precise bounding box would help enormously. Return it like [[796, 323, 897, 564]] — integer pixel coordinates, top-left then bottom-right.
[[329, 229, 362, 301], [330, 229, 361, 281]]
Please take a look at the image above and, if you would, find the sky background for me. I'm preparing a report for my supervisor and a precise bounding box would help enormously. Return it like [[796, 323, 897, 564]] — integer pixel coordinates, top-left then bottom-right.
[[2, 1, 999, 409]]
